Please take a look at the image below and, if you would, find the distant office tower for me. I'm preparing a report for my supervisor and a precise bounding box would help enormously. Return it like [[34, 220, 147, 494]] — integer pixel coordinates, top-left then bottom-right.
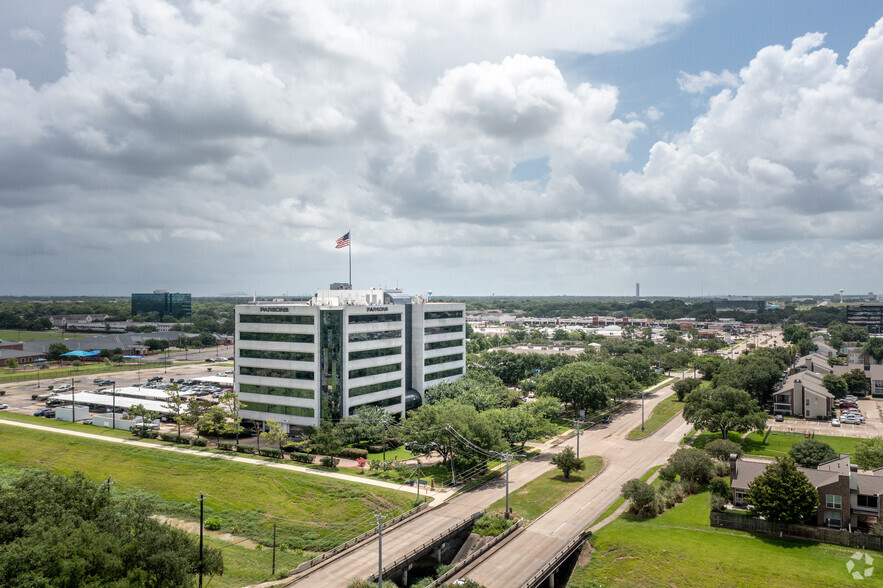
[[131, 290, 192, 318], [847, 304, 883, 335], [636, 283, 640, 298], [234, 287, 466, 430]]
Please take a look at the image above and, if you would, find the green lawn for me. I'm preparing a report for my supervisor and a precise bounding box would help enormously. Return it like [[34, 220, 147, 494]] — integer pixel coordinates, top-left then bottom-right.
[[0, 361, 173, 384], [0, 425, 417, 551], [488, 456, 603, 521], [202, 536, 310, 588], [590, 465, 661, 527], [0, 329, 87, 341], [366, 444, 416, 461], [569, 491, 882, 587], [743, 430, 865, 457], [0, 411, 145, 440], [627, 396, 684, 440]]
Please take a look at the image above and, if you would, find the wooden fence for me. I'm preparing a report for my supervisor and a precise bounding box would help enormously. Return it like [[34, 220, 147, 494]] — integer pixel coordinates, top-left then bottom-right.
[[710, 511, 883, 551]]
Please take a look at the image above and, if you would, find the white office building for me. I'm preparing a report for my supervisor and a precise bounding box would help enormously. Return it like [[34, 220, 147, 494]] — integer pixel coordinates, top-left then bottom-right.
[[234, 287, 466, 430]]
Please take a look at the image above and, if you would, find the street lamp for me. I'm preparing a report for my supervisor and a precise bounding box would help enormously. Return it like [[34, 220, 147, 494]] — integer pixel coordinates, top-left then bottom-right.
[[641, 390, 645, 432]]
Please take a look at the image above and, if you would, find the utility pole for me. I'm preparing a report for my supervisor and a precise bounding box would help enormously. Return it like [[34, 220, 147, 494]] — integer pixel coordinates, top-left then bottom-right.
[[641, 390, 646, 432], [112, 383, 116, 430], [374, 512, 386, 588], [198, 493, 205, 588], [71, 377, 75, 421], [504, 454, 513, 519], [572, 416, 585, 459], [448, 429, 456, 485], [103, 476, 114, 497], [272, 523, 277, 577]]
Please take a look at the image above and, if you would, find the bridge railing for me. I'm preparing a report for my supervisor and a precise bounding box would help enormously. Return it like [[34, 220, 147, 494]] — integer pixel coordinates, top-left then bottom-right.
[[520, 529, 592, 588], [290, 502, 429, 576], [429, 518, 524, 587], [367, 510, 485, 581]]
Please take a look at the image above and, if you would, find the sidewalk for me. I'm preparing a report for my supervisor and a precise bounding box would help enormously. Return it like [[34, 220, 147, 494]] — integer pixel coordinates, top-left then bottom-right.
[[0, 419, 449, 502]]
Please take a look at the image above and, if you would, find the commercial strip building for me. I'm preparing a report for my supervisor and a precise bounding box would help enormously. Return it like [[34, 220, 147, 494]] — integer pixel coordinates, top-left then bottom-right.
[[234, 287, 466, 430]]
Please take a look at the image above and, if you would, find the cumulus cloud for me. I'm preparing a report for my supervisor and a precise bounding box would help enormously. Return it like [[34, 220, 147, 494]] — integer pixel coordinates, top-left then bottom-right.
[[677, 69, 739, 93], [10, 27, 44, 45]]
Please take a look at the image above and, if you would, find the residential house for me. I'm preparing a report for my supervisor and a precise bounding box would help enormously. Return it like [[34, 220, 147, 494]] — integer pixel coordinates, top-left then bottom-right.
[[730, 454, 883, 530], [771, 371, 833, 418]]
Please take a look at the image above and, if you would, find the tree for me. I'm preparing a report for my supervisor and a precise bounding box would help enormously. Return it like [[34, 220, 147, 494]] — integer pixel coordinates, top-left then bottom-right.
[[162, 384, 187, 437], [693, 355, 727, 380], [683, 385, 767, 440], [5, 358, 17, 371], [621, 478, 657, 518], [821, 374, 848, 399], [537, 363, 634, 414], [525, 395, 562, 421], [863, 337, 883, 362], [551, 446, 584, 479], [218, 390, 245, 444], [789, 439, 837, 469], [0, 470, 223, 586], [185, 396, 210, 437], [198, 405, 229, 445], [854, 438, 883, 470], [843, 369, 870, 394], [310, 420, 344, 456], [746, 455, 818, 524], [713, 350, 787, 405], [48, 342, 70, 361], [666, 448, 715, 484], [673, 378, 701, 402], [128, 403, 158, 429], [704, 438, 743, 462], [261, 419, 288, 450], [485, 408, 555, 450]]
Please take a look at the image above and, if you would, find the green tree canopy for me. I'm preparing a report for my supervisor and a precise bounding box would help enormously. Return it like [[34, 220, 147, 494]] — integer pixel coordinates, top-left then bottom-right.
[[551, 446, 584, 479], [47, 342, 70, 361], [788, 439, 837, 469], [401, 400, 506, 468], [666, 448, 716, 484], [683, 385, 767, 439], [746, 455, 818, 524], [854, 438, 883, 470], [821, 374, 848, 399], [0, 470, 223, 586], [485, 408, 555, 450], [862, 338, 883, 362], [673, 378, 701, 402], [713, 349, 788, 405], [843, 369, 870, 394], [621, 478, 657, 518]]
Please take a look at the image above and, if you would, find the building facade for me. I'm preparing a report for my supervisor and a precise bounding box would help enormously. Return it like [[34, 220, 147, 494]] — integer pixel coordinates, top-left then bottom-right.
[[234, 288, 466, 430], [131, 290, 192, 318], [847, 304, 883, 335]]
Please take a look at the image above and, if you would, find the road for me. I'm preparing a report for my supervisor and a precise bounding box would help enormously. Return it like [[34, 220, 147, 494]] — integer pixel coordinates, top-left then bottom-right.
[[453, 396, 690, 587], [287, 379, 688, 587]]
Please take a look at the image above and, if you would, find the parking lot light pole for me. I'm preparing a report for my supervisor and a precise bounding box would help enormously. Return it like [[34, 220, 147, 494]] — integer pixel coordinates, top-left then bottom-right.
[[112, 383, 116, 430], [641, 391, 645, 432]]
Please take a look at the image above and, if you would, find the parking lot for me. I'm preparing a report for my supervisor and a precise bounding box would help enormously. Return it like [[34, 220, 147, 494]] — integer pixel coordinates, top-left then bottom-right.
[[0, 360, 234, 426], [766, 396, 883, 439]]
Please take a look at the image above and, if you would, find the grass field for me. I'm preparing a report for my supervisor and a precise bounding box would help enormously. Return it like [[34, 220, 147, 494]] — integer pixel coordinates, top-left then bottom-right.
[[691, 429, 866, 458], [0, 424, 417, 552], [627, 396, 684, 440], [0, 361, 174, 384], [488, 456, 603, 521], [202, 536, 309, 588], [0, 329, 87, 341], [590, 464, 662, 527], [569, 491, 881, 587]]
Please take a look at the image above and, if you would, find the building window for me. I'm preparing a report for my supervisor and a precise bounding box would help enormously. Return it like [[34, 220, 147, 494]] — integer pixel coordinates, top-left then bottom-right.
[[239, 366, 315, 380], [733, 490, 745, 506], [349, 346, 402, 361], [348, 330, 402, 343], [239, 349, 314, 362], [424, 325, 464, 336], [239, 383, 314, 399], [348, 378, 402, 397], [239, 314, 314, 325], [424, 367, 464, 382], [858, 495, 879, 509], [240, 332, 315, 344], [348, 313, 402, 324], [825, 511, 842, 528], [425, 339, 463, 351], [348, 396, 403, 415], [826, 494, 842, 509], [424, 353, 463, 366], [245, 402, 314, 418], [424, 310, 463, 320], [348, 363, 402, 380]]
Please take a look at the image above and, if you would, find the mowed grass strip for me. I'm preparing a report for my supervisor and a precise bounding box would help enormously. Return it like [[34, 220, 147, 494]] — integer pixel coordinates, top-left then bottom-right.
[[201, 536, 310, 588], [628, 395, 684, 440], [0, 411, 145, 440], [569, 491, 880, 588], [0, 361, 175, 384], [488, 456, 603, 521], [0, 425, 416, 547], [0, 329, 87, 341], [743, 430, 865, 456]]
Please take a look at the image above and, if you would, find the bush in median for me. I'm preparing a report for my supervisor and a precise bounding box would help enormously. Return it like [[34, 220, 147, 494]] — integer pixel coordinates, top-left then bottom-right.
[[291, 452, 314, 464], [340, 448, 368, 460], [217, 442, 235, 451], [191, 438, 207, 447], [320, 456, 340, 468], [159, 432, 178, 443], [235, 444, 255, 454], [260, 448, 283, 459]]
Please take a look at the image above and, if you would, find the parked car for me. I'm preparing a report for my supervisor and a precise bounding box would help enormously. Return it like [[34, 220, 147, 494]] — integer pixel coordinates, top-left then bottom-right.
[[33, 408, 55, 418], [831, 418, 841, 427], [54, 384, 73, 392], [0, 403, 8, 410], [98, 379, 114, 386], [775, 414, 784, 422], [842, 416, 863, 425], [93, 377, 106, 384], [844, 395, 858, 402], [601, 415, 612, 424]]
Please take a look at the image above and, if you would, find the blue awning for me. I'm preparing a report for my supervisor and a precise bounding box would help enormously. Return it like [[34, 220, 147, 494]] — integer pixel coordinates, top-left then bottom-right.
[[61, 350, 100, 357]]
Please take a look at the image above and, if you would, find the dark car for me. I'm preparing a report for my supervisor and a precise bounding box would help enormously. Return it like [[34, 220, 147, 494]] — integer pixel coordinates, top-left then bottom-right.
[[34, 408, 55, 418], [98, 379, 114, 386], [601, 415, 612, 424]]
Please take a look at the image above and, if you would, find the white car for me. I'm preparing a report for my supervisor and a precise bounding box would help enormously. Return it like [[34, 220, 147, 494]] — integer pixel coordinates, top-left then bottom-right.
[[842, 415, 863, 425], [0, 403, 8, 410], [831, 418, 841, 427]]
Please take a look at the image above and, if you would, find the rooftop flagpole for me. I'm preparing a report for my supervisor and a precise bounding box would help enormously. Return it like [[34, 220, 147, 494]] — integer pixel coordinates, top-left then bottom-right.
[[349, 228, 352, 288]]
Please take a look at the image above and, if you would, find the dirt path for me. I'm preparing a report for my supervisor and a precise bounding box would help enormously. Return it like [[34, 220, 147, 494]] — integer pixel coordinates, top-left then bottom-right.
[[152, 514, 259, 549]]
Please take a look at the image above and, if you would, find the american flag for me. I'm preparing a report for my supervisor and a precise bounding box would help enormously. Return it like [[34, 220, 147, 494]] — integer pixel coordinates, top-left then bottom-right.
[[335, 232, 350, 249]]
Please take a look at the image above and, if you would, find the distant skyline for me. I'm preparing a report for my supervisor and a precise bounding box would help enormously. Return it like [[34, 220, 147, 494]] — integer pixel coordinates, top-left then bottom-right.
[[2, 1, 883, 297]]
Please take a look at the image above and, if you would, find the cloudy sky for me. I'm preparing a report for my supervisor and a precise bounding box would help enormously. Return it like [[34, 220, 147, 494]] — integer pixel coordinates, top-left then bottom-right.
[[2, 1, 883, 298]]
